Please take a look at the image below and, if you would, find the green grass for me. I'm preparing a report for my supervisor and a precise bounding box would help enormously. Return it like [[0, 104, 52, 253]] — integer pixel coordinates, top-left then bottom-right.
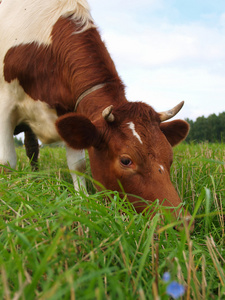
[[0, 143, 224, 299]]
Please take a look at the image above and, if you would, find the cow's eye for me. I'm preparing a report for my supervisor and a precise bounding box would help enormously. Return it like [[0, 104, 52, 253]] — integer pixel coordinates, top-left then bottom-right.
[[120, 157, 132, 167]]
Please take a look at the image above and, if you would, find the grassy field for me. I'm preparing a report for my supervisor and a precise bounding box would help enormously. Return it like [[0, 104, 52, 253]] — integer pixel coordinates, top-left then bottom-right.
[[0, 143, 224, 299]]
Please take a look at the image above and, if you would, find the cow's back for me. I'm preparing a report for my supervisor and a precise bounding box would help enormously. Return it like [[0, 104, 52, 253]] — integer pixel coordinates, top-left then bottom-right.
[[0, 0, 93, 76], [0, 0, 95, 144]]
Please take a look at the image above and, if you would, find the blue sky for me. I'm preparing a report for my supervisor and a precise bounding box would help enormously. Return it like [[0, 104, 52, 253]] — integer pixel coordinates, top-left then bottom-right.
[[88, 0, 225, 120], [172, 0, 225, 23]]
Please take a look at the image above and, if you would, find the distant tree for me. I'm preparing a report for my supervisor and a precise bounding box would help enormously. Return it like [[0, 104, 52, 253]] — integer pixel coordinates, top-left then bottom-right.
[[185, 118, 194, 143], [185, 111, 225, 143], [193, 116, 207, 142], [208, 114, 220, 142], [218, 112, 225, 143]]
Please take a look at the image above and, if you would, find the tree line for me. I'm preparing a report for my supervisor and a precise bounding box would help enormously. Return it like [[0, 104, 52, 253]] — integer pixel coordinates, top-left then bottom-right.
[[185, 112, 225, 143]]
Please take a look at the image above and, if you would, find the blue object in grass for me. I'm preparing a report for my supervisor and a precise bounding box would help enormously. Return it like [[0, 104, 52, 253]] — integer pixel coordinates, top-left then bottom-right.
[[166, 281, 185, 299], [162, 272, 171, 282]]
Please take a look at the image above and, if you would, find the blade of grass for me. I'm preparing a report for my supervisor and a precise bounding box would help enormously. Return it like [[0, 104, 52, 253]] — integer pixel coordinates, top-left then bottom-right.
[[134, 214, 159, 291], [25, 227, 64, 297]]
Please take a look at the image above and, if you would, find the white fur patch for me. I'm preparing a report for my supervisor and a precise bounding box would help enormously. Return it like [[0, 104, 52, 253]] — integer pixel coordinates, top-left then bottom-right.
[[0, 0, 94, 51], [16, 91, 60, 144], [159, 165, 165, 172], [127, 122, 143, 144]]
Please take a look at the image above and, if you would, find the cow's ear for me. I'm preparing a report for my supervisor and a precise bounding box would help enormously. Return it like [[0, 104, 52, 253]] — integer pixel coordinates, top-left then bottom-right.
[[56, 113, 100, 149], [160, 120, 190, 147]]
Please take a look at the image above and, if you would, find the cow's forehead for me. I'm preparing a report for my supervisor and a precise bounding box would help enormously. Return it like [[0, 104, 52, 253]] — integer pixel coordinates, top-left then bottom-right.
[[104, 107, 173, 161], [116, 104, 161, 138], [100, 102, 161, 147], [107, 117, 160, 150], [113, 101, 160, 123]]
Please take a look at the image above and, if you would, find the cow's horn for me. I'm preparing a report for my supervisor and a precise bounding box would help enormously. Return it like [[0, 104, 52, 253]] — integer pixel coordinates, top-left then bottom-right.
[[159, 101, 184, 122], [102, 105, 115, 122]]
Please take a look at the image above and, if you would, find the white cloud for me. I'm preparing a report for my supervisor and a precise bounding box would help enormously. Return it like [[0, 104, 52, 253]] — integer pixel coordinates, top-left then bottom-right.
[[103, 21, 225, 69], [88, 0, 225, 119], [220, 12, 225, 27], [124, 67, 225, 119]]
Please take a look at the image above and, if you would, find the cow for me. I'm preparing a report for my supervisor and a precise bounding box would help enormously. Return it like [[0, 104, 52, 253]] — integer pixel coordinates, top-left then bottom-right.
[[0, 0, 190, 218], [14, 124, 39, 171]]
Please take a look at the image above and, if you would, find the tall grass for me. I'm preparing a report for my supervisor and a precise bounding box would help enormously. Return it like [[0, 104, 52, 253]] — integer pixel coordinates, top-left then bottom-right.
[[0, 143, 224, 299]]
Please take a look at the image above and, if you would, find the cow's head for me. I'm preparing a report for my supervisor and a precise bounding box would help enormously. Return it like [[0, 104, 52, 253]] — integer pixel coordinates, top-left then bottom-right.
[[56, 101, 190, 218]]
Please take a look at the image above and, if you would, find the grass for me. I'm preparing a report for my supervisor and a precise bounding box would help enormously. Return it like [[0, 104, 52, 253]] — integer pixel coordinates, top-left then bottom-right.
[[0, 143, 224, 299]]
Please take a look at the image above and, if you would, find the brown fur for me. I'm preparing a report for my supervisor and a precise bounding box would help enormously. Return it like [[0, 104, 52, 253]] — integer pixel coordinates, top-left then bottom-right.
[[160, 120, 190, 146], [55, 113, 101, 149], [4, 17, 125, 115]]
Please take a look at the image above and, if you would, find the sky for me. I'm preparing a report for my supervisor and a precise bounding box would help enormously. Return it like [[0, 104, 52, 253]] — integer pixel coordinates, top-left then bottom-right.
[[88, 0, 225, 120]]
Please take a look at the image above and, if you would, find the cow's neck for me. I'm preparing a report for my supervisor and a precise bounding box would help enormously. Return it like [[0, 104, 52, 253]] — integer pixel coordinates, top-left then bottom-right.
[[3, 16, 127, 117], [52, 17, 127, 116], [76, 81, 127, 121]]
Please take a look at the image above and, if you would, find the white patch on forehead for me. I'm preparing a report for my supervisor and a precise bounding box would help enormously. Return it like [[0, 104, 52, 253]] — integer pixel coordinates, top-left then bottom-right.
[[127, 122, 143, 144], [159, 165, 165, 172]]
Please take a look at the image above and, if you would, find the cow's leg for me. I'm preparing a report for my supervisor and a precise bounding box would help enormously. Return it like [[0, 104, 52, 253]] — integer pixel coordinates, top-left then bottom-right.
[[65, 146, 86, 191], [14, 123, 39, 171], [24, 128, 39, 171], [0, 118, 17, 170]]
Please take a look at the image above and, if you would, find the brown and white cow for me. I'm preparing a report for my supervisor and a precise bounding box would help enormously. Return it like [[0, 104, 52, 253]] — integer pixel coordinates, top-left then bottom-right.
[[0, 0, 190, 216]]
